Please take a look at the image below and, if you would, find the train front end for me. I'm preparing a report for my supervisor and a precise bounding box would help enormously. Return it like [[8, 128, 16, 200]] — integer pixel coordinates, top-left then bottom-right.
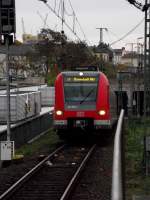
[[54, 71, 111, 132]]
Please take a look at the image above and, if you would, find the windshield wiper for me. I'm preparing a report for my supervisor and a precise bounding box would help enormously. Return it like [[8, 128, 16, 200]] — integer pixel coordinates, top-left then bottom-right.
[[79, 87, 96, 105]]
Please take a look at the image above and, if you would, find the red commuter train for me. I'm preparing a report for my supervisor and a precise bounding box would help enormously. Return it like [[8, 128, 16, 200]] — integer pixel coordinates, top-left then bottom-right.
[[54, 71, 117, 136]]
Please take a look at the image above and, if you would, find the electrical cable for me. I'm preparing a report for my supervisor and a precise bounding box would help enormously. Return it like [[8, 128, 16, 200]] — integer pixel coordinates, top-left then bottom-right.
[[67, 0, 88, 41], [54, 0, 57, 11], [110, 17, 144, 46], [64, 1, 74, 17], [44, 0, 94, 56], [39, 0, 92, 47], [57, 0, 62, 17], [67, 0, 92, 46], [38, 0, 144, 57], [64, 8, 74, 16], [40, 0, 85, 43], [37, 11, 51, 29], [107, 30, 132, 44]]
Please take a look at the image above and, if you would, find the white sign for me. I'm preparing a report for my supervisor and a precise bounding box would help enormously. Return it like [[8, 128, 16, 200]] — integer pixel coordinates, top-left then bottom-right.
[[0, 141, 14, 160]]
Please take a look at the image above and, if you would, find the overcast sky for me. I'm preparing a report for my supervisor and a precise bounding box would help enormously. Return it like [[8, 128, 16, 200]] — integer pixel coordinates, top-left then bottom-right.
[[15, 0, 145, 49]]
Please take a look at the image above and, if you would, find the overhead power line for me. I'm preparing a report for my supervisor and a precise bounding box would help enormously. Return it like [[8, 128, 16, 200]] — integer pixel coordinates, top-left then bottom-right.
[[38, 0, 93, 56], [38, 0, 91, 45], [37, 11, 50, 29], [67, 0, 93, 46], [110, 17, 144, 46], [67, 0, 88, 42], [39, 0, 82, 42]]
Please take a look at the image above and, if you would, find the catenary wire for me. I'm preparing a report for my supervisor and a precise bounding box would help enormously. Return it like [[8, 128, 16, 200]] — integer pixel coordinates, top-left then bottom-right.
[[110, 17, 144, 46]]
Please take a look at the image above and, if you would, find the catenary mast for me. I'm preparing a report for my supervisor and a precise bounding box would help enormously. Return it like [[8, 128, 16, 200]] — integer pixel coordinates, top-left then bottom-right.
[[127, 0, 150, 116]]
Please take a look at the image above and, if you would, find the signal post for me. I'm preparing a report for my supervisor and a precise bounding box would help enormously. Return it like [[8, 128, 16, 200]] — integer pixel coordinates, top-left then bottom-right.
[[0, 0, 16, 161]]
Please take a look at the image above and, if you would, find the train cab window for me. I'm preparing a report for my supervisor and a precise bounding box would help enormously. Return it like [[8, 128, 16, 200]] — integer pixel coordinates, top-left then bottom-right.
[[64, 83, 97, 105]]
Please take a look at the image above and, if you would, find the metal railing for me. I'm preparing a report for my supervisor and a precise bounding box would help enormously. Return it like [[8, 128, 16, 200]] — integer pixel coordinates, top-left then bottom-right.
[[0, 112, 53, 148], [111, 109, 125, 200]]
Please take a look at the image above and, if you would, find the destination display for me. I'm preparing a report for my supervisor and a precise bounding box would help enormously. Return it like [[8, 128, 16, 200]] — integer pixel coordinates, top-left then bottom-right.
[[64, 76, 98, 82]]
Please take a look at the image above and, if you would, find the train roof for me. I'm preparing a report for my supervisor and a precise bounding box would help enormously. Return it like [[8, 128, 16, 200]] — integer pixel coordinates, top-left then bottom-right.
[[61, 71, 102, 77]]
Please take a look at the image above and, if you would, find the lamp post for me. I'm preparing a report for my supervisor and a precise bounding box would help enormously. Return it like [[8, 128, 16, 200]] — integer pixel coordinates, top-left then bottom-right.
[[136, 37, 144, 117], [125, 43, 137, 115]]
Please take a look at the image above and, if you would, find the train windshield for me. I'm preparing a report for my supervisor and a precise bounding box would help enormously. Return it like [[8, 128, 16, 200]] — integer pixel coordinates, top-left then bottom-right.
[[64, 82, 98, 110]]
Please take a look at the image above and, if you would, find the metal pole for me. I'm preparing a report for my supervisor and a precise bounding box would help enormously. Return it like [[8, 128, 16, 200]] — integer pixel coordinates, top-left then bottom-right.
[[118, 73, 123, 113], [137, 38, 143, 117], [131, 43, 134, 116], [126, 43, 136, 115], [61, 0, 65, 32], [96, 27, 108, 44], [144, 0, 147, 117], [137, 41, 140, 116], [6, 35, 11, 141], [100, 28, 103, 44]]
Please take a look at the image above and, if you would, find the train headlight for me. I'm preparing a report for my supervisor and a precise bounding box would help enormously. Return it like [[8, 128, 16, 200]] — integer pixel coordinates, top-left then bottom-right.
[[98, 110, 106, 116], [56, 110, 63, 116]]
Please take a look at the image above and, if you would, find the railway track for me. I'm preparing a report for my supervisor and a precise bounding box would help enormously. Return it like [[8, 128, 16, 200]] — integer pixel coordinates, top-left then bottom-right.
[[70, 139, 114, 200], [0, 144, 96, 200]]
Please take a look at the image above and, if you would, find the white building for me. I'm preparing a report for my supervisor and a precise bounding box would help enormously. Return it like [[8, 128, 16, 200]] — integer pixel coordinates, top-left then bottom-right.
[[121, 52, 139, 67], [113, 47, 125, 65]]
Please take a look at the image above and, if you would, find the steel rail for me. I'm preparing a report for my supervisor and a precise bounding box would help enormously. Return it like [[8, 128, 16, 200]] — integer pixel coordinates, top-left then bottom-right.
[[111, 109, 125, 200], [60, 144, 96, 200], [0, 144, 65, 200]]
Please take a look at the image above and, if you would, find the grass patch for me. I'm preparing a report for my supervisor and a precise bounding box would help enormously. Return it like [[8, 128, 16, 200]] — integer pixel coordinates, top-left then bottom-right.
[[16, 129, 60, 157], [126, 119, 150, 199]]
